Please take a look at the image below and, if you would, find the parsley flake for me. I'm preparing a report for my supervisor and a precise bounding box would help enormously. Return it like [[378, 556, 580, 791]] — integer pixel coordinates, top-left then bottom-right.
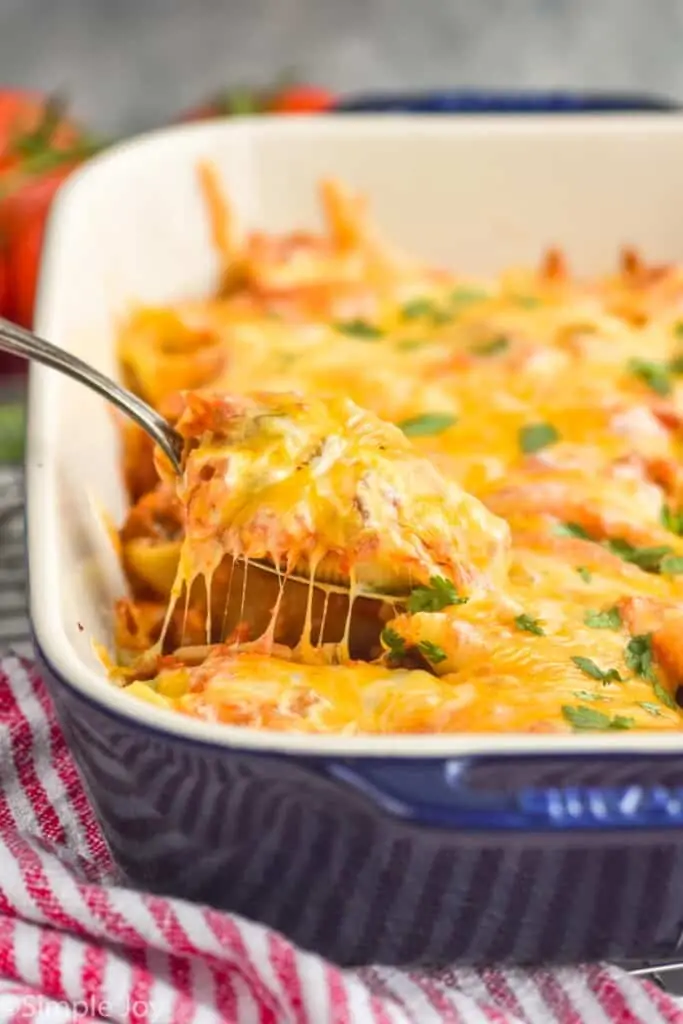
[[573, 690, 609, 702], [638, 701, 665, 717], [625, 634, 656, 681], [519, 422, 560, 455], [407, 576, 467, 614], [398, 413, 458, 438], [571, 656, 622, 683], [417, 640, 447, 664], [604, 539, 673, 573], [584, 607, 622, 630], [576, 566, 593, 582], [562, 705, 634, 731], [473, 336, 509, 357], [514, 613, 545, 636], [555, 522, 591, 540], [661, 504, 683, 536], [661, 554, 683, 576], [381, 628, 406, 658], [335, 319, 383, 339], [628, 358, 672, 396], [448, 287, 489, 310], [653, 680, 677, 710]]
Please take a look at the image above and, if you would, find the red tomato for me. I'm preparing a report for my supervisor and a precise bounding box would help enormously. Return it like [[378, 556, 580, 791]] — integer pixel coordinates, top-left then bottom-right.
[[267, 85, 335, 114], [0, 91, 96, 336]]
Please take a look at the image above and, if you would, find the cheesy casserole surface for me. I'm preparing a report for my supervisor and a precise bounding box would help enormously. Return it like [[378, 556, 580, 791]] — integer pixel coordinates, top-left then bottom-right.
[[111, 171, 683, 735]]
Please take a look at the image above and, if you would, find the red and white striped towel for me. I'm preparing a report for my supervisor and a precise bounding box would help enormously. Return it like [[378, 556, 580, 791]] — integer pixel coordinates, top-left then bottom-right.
[[0, 654, 681, 1024]]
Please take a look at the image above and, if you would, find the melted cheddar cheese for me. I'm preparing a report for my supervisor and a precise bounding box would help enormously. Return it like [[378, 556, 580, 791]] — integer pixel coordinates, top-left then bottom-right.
[[112, 175, 683, 734]]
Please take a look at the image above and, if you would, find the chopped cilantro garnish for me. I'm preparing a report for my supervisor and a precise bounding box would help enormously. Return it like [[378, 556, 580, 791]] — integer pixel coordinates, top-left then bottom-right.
[[398, 412, 457, 437], [628, 358, 672, 396], [584, 607, 622, 630], [417, 640, 447, 664], [555, 522, 591, 540], [571, 656, 622, 683], [519, 422, 560, 455], [562, 705, 634, 731], [625, 634, 656, 681], [661, 504, 683, 536], [514, 613, 545, 636], [661, 554, 683, 575], [638, 701, 665, 717], [381, 627, 406, 658], [407, 576, 467, 614], [335, 319, 383, 339], [653, 680, 677, 710], [576, 566, 593, 582], [473, 336, 509, 357], [573, 690, 609, 702]]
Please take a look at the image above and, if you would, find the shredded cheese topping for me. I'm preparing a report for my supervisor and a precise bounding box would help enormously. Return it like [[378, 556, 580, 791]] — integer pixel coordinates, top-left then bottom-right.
[[111, 176, 683, 735]]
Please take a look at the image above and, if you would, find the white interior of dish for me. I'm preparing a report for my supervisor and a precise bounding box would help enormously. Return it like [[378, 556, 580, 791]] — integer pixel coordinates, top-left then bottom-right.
[[28, 114, 683, 755]]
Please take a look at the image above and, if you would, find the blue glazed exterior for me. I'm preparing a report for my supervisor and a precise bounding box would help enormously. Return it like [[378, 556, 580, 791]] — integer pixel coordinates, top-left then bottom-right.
[[334, 90, 677, 114], [35, 637, 683, 968]]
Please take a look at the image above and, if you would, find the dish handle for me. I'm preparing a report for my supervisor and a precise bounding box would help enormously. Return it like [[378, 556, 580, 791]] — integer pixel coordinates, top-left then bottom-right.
[[322, 758, 683, 831]]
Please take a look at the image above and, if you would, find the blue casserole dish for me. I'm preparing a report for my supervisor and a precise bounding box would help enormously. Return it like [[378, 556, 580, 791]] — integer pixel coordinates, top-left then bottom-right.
[[27, 101, 683, 969]]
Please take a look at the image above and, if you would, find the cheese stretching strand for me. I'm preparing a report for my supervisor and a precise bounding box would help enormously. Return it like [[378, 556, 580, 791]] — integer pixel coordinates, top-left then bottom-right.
[[112, 176, 683, 734]]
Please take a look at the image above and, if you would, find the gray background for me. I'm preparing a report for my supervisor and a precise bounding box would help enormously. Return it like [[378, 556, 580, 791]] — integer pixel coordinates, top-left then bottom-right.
[[1, 0, 682, 132]]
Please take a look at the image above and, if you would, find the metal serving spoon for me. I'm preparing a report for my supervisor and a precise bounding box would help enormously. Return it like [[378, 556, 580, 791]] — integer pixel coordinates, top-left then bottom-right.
[[0, 315, 185, 473], [0, 315, 408, 606]]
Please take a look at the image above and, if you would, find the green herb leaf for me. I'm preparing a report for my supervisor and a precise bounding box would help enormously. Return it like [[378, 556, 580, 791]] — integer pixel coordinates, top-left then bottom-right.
[[514, 613, 545, 636], [381, 627, 406, 658], [519, 422, 560, 455], [472, 336, 509, 357], [448, 287, 489, 310], [661, 554, 683, 575], [628, 358, 672, 396], [584, 607, 622, 630], [417, 640, 447, 664], [669, 355, 683, 374], [571, 656, 622, 683], [638, 701, 665, 717], [653, 680, 677, 710], [554, 522, 591, 540], [562, 705, 611, 730], [407, 576, 467, 614], [625, 633, 656, 681], [674, 321, 683, 339], [398, 413, 457, 438], [661, 504, 683, 536], [0, 404, 26, 464], [573, 690, 610, 702], [605, 539, 673, 573], [576, 566, 593, 583], [562, 705, 634, 731], [610, 715, 636, 730], [335, 319, 383, 339], [401, 298, 438, 320]]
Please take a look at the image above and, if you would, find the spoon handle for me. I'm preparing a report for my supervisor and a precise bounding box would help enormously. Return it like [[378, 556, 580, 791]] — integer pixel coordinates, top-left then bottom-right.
[[0, 316, 183, 472]]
